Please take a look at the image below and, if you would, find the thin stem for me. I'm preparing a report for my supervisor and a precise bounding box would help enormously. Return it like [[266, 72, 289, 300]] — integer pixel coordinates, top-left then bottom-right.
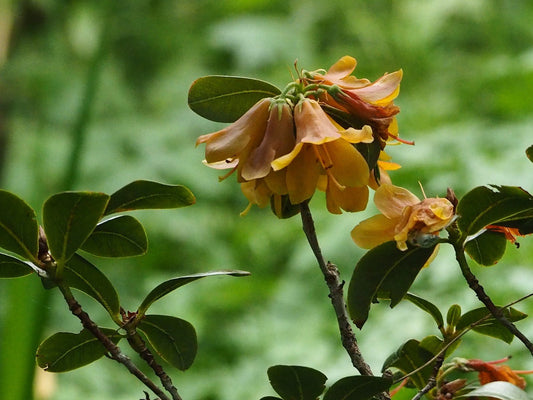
[[125, 325, 183, 400], [411, 353, 445, 400], [58, 285, 170, 400], [453, 243, 533, 355], [299, 202, 391, 400]]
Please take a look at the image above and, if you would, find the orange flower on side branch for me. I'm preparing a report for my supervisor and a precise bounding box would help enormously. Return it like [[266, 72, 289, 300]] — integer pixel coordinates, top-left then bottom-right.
[[351, 184, 455, 250], [465, 358, 533, 389]]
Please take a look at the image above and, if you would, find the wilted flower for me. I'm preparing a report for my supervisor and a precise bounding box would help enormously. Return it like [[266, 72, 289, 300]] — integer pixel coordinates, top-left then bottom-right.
[[464, 358, 533, 390], [271, 98, 374, 214], [306, 56, 404, 147], [351, 184, 454, 250]]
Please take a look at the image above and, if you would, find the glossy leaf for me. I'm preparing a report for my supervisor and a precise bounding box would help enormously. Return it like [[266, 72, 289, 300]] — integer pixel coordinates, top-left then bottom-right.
[[404, 293, 444, 329], [267, 365, 327, 400], [348, 241, 437, 328], [43, 192, 109, 265], [462, 381, 529, 400], [80, 215, 147, 257], [0, 252, 34, 278], [465, 230, 507, 266], [381, 339, 435, 390], [526, 145, 533, 163], [456, 306, 527, 343], [260, 397, 283, 400], [63, 254, 121, 321], [105, 180, 195, 215], [35, 328, 122, 372], [419, 335, 461, 359], [323, 376, 391, 400], [456, 185, 533, 237], [0, 190, 39, 262], [137, 270, 250, 318], [446, 304, 462, 328], [138, 315, 197, 370], [188, 75, 280, 123]]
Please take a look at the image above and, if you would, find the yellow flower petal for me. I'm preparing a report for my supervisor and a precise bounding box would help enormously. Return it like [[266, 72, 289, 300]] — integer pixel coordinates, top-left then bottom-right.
[[327, 183, 369, 214], [199, 98, 271, 164], [286, 144, 321, 204], [351, 214, 399, 249], [241, 101, 295, 180], [294, 99, 341, 144], [324, 140, 369, 187], [374, 184, 420, 219], [354, 70, 403, 105]]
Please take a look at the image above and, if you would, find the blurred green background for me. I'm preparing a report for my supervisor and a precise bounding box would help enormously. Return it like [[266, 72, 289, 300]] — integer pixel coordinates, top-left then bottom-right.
[[1, 1, 533, 399]]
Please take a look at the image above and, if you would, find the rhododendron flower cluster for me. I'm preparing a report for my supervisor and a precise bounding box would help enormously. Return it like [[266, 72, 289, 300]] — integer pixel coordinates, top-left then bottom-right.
[[195, 56, 405, 216]]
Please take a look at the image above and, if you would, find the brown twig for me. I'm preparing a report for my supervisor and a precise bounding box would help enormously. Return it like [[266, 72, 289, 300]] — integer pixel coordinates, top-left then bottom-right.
[[411, 353, 445, 400], [125, 324, 183, 400], [453, 243, 533, 356], [59, 285, 171, 400], [299, 202, 390, 400]]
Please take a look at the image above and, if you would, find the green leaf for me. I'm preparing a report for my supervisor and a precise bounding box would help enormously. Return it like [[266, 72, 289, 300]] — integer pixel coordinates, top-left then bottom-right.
[[0, 190, 39, 262], [461, 381, 529, 400], [188, 75, 280, 123], [267, 365, 327, 400], [35, 328, 122, 372], [348, 241, 437, 328], [456, 306, 527, 343], [137, 270, 250, 318], [404, 293, 444, 329], [456, 185, 533, 237], [446, 304, 462, 328], [465, 230, 507, 266], [138, 315, 197, 371], [63, 254, 121, 321], [105, 180, 195, 215], [43, 192, 109, 266], [0, 252, 34, 278], [80, 215, 147, 257], [323, 376, 392, 400], [526, 145, 533, 163], [381, 339, 435, 390]]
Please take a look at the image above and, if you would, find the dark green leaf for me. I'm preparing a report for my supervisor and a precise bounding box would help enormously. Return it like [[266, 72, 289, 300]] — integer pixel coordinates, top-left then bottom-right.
[[456, 306, 527, 344], [404, 293, 444, 329], [419, 335, 461, 358], [43, 192, 109, 265], [137, 270, 250, 318], [188, 75, 280, 123], [526, 145, 533, 163], [348, 242, 437, 328], [465, 230, 507, 266], [260, 397, 283, 400], [267, 365, 327, 400], [323, 376, 391, 400], [0, 190, 39, 262], [381, 339, 435, 390], [456, 185, 533, 237], [461, 381, 529, 400], [105, 180, 195, 215], [138, 315, 197, 371], [35, 328, 122, 372], [80, 215, 147, 257], [355, 139, 382, 172], [0, 252, 34, 278], [377, 245, 438, 307], [63, 254, 121, 321]]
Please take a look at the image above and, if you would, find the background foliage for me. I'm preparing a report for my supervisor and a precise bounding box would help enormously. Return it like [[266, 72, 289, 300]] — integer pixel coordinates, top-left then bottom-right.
[[0, 1, 532, 399]]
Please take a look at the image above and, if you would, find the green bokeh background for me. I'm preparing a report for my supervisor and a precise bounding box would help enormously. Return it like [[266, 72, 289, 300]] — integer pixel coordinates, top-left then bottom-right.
[[0, 1, 532, 399]]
